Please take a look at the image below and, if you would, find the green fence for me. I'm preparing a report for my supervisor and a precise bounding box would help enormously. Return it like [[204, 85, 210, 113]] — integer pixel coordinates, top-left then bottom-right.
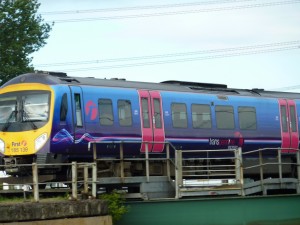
[[117, 195, 300, 225]]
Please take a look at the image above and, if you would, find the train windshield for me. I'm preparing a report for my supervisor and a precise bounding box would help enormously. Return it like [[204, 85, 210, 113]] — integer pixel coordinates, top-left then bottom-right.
[[0, 91, 50, 132]]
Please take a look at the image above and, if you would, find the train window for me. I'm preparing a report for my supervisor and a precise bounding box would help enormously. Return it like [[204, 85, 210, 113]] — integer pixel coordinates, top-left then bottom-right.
[[192, 104, 212, 129], [215, 105, 234, 129], [118, 100, 132, 126], [23, 93, 49, 122], [0, 97, 17, 124], [74, 94, 83, 127], [141, 98, 150, 128], [238, 107, 257, 130], [290, 106, 297, 132], [171, 103, 187, 128], [154, 99, 162, 128], [98, 99, 114, 126], [280, 106, 288, 132], [60, 93, 68, 121]]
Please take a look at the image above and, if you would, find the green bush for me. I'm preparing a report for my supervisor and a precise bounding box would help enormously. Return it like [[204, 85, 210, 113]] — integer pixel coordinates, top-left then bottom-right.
[[100, 190, 129, 223]]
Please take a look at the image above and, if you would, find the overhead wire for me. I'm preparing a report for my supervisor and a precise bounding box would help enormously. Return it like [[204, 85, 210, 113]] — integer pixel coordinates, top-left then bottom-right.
[[59, 46, 300, 72], [270, 85, 300, 91], [41, 0, 257, 15], [44, 0, 300, 23], [34, 41, 300, 72], [35, 1, 300, 73]]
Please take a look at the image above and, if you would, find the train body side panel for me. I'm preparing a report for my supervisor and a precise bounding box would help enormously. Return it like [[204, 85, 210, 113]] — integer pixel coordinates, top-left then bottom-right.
[[50, 85, 74, 155], [295, 99, 300, 149], [160, 91, 282, 152], [50, 85, 142, 158], [81, 86, 142, 156]]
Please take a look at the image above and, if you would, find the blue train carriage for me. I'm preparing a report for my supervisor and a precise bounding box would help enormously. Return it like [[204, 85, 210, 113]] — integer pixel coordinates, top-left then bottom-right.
[[0, 71, 299, 177]]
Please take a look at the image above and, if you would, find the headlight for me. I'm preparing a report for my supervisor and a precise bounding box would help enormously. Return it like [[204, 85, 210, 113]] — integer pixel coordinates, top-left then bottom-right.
[[35, 133, 48, 151], [0, 139, 5, 153]]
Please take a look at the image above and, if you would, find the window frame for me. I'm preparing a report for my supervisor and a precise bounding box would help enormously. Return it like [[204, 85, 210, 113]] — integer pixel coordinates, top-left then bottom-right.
[[215, 105, 235, 130], [238, 106, 257, 130], [171, 102, 188, 129], [98, 98, 114, 126], [118, 99, 133, 127], [191, 104, 212, 129]]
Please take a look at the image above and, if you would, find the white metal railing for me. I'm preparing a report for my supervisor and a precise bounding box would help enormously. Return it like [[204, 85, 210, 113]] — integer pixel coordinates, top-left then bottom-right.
[[0, 162, 97, 202], [1, 144, 300, 201], [88, 141, 177, 182], [242, 148, 300, 195], [174, 148, 243, 198]]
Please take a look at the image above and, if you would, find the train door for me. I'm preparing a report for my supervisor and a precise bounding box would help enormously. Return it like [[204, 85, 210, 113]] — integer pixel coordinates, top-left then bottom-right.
[[70, 86, 85, 142], [279, 99, 299, 152], [138, 90, 165, 153]]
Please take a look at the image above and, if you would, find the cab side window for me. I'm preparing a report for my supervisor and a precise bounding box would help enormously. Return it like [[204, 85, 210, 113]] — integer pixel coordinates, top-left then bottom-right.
[[60, 93, 68, 122]]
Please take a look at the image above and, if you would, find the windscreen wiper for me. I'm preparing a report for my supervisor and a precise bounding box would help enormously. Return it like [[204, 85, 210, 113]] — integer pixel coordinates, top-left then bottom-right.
[[21, 100, 38, 130], [22, 109, 38, 130]]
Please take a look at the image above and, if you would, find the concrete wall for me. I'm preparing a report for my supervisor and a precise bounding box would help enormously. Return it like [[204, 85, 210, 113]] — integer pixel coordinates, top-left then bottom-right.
[[0, 200, 110, 223], [0, 215, 112, 225]]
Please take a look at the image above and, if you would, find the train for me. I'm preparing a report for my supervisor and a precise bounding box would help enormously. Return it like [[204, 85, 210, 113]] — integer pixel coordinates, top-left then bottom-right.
[[0, 71, 299, 177]]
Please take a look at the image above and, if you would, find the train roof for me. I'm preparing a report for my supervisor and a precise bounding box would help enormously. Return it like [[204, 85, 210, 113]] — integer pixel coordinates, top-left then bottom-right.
[[1, 71, 300, 99]]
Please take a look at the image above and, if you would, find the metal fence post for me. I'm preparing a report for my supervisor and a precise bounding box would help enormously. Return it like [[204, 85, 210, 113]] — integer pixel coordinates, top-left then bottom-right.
[[120, 142, 124, 182], [259, 150, 266, 195], [175, 150, 182, 199], [166, 143, 171, 181], [235, 147, 244, 196], [93, 142, 97, 161], [72, 162, 78, 200], [32, 163, 39, 202], [145, 142, 150, 182], [83, 165, 89, 194], [278, 149, 283, 188], [92, 162, 97, 198], [297, 150, 300, 194], [235, 148, 241, 182]]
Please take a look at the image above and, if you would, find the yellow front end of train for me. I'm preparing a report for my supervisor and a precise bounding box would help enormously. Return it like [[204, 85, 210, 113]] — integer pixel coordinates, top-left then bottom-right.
[[0, 83, 54, 161]]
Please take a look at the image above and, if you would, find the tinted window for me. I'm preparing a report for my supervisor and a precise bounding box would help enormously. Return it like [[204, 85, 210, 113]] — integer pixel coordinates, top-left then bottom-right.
[[290, 106, 297, 132], [74, 94, 83, 127], [141, 98, 150, 128], [154, 98, 162, 128], [118, 100, 132, 126], [60, 93, 68, 121], [172, 103, 187, 128], [99, 99, 114, 126], [238, 107, 257, 130], [192, 104, 212, 129], [280, 106, 288, 132], [215, 105, 234, 129]]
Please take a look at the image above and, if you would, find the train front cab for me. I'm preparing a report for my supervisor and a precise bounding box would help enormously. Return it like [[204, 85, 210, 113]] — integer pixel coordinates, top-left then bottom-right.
[[0, 83, 54, 174]]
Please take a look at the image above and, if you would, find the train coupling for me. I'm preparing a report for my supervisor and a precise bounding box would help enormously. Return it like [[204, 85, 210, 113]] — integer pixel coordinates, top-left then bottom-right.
[[3, 157, 19, 173]]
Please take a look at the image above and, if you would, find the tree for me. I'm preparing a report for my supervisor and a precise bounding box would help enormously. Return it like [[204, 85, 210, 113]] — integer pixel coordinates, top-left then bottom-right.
[[0, 0, 52, 84]]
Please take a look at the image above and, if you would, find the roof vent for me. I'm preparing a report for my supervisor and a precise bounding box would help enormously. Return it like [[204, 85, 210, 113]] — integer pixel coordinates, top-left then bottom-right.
[[35, 71, 67, 77], [161, 80, 227, 89], [110, 78, 126, 81]]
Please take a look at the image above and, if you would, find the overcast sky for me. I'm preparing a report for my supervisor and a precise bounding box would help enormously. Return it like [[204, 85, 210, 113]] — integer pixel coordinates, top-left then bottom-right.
[[32, 0, 300, 92]]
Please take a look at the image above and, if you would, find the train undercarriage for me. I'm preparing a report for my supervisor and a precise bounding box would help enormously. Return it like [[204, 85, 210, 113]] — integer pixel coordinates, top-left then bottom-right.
[[0, 144, 299, 199]]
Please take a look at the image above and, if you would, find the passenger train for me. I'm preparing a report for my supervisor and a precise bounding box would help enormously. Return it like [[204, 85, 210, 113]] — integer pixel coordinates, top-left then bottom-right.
[[0, 71, 299, 176]]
